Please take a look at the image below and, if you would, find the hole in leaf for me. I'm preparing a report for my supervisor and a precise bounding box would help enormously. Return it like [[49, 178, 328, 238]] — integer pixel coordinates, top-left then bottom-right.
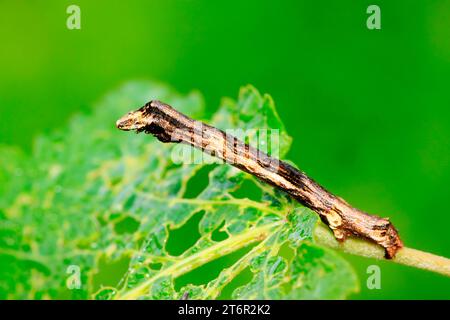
[[174, 243, 258, 291], [166, 211, 204, 256], [230, 178, 262, 202], [183, 164, 218, 199], [114, 216, 140, 235], [109, 212, 122, 221], [164, 159, 183, 176], [123, 194, 136, 210], [278, 242, 295, 262], [217, 266, 253, 299], [96, 213, 107, 227], [149, 262, 162, 270], [92, 255, 130, 293], [211, 220, 229, 242]]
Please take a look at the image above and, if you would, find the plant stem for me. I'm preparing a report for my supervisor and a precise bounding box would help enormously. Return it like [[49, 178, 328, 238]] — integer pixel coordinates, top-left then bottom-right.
[[314, 223, 450, 277]]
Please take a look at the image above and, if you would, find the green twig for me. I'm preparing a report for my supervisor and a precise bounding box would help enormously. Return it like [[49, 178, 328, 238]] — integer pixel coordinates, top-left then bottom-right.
[[314, 223, 450, 277]]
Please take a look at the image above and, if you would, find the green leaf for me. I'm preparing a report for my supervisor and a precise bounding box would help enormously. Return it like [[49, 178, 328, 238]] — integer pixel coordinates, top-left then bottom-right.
[[0, 81, 358, 299]]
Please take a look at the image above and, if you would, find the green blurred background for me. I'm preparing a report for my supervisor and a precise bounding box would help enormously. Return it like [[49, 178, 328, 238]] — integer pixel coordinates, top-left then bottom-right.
[[0, 1, 449, 299]]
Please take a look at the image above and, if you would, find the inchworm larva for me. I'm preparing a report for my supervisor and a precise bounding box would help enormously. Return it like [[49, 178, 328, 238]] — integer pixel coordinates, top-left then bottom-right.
[[116, 100, 403, 258]]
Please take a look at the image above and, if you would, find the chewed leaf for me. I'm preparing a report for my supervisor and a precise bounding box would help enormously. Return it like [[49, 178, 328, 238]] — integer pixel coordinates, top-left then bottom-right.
[[0, 81, 357, 300], [212, 85, 292, 157], [236, 86, 292, 157]]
